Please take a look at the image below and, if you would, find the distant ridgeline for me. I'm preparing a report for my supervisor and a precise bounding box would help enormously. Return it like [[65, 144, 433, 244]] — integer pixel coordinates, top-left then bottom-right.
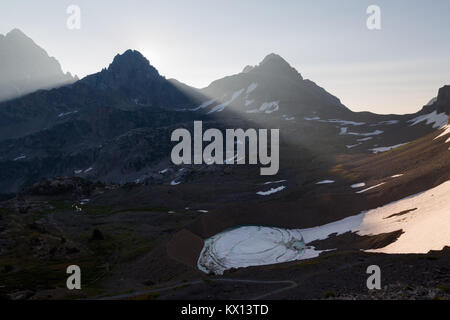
[[0, 29, 76, 102]]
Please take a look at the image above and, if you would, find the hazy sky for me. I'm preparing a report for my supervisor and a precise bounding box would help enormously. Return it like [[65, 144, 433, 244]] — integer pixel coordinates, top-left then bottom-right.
[[1, 0, 449, 114]]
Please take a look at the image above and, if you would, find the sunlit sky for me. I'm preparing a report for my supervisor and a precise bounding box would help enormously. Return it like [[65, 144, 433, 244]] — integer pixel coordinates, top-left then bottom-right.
[[1, 0, 450, 114]]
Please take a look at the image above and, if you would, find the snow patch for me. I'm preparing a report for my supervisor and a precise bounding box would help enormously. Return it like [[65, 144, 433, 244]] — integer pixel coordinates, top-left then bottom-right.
[[348, 130, 384, 137], [245, 99, 254, 106], [316, 180, 335, 185], [58, 110, 78, 118], [263, 180, 287, 185], [370, 143, 409, 154], [408, 111, 448, 129], [192, 99, 216, 111], [370, 120, 400, 126], [208, 89, 245, 113], [282, 115, 295, 121], [246, 83, 258, 94], [434, 125, 450, 149], [13, 155, 26, 161], [356, 183, 385, 194], [256, 186, 286, 196], [198, 226, 307, 275]]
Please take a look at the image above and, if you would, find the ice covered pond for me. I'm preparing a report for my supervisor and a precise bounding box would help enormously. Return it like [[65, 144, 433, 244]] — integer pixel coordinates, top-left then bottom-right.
[[197, 226, 307, 275]]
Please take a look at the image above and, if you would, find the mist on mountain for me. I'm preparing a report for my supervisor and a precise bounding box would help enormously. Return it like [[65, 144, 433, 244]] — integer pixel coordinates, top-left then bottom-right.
[[0, 29, 77, 102]]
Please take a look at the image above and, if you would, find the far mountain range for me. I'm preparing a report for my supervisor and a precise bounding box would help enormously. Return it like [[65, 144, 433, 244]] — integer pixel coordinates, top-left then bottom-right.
[[0, 29, 448, 196], [1, 28, 450, 300], [0, 29, 77, 103]]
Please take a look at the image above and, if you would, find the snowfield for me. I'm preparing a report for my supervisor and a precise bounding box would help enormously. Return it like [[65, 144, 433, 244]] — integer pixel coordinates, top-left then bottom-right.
[[360, 180, 450, 254], [408, 111, 448, 129], [198, 180, 450, 274], [198, 226, 307, 275]]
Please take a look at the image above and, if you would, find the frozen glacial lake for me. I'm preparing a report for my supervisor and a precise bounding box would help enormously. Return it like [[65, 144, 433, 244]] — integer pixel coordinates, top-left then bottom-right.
[[198, 226, 306, 275]]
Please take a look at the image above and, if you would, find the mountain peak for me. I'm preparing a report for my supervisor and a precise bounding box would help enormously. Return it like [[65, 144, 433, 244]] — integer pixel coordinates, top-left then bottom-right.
[[108, 49, 158, 75], [259, 53, 288, 65], [436, 85, 450, 115], [5, 28, 30, 42], [0, 28, 76, 102], [246, 53, 303, 80]]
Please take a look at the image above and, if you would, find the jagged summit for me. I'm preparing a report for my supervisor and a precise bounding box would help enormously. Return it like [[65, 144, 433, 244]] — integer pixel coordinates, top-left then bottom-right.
[[259, 53, 289, 66], [245, 53, 303, 80], [108, 50, 159, 76], [81, 49, 199, 108], [436, 85, 450, 115], [0, 28, 76, 102], [82, 49, 161, 91], [5, 28, 28, 39]]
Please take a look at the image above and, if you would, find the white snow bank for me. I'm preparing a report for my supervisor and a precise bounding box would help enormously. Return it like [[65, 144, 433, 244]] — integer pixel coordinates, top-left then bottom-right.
[[192, 99, 216, 111], [346, 143, 362, 149], [370, 120, 399, 126], [247, 101, 279, 114], [245, 99, 254, 106], [208, 89, 244, 113], [434, 125, 450, 149], [198, 226, 307, 275], [257, 186, 286, 196], [356, 183, 386, 194], [351, 183, 366, 188], [246, 82, 258, 94], [58, 110, 78, 118], [359, 180, 450, 254], [199, 180, 450, 274], [326, 119, 365, 126], [408, 111, 448, 129], [316, 180, 335, 185], [370, 143, 408, 154], [282, 115, 295, 121], [348, 130, 384, 137], [263, 180, 287, 185]]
